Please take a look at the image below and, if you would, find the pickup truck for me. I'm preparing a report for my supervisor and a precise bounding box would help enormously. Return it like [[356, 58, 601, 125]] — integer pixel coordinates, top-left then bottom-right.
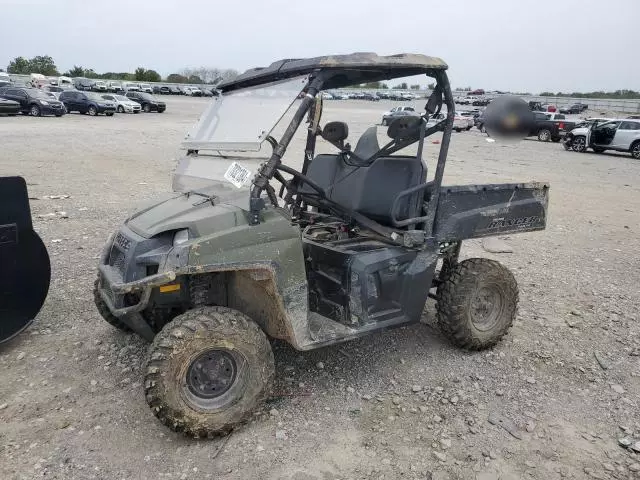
[[529, 111, 575, 142]]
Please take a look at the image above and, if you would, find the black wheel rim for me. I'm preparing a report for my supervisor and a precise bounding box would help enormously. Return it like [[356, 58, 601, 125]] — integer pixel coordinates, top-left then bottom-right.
[[182, 348, 247, 411], [470, 285, 504, 332]]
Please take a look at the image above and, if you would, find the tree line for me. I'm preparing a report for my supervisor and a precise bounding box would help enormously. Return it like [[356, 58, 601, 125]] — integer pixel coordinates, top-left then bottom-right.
[[5, 55, 238, 85]]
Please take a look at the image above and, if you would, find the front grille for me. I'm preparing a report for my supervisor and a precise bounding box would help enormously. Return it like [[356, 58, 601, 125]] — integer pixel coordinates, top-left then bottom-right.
[[109, 248, 126, 273]]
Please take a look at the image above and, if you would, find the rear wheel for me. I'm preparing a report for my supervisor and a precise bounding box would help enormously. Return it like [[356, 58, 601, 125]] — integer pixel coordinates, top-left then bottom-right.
[[144, 306, 274, 438], [436, 258, 518, 350], [466, 126, 472, 131], [30, 104, 41, 117], [117, 105, 124, 113], [630, 141, 640, 159], [537, 129, 551, 141], [572, 135, 587, 152], [106, 112, 114, 117], [143, 103, 151, 113]]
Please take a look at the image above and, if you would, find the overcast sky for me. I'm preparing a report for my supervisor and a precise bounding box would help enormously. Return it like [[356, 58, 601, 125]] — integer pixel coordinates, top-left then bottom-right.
[[1, 0, 638, 93]]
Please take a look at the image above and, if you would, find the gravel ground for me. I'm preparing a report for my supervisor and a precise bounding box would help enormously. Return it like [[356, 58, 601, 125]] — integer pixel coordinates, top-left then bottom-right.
[[0, 97, 639, 480]]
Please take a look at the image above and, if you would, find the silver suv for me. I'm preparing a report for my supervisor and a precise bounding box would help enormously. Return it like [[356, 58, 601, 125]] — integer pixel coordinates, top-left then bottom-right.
[[566, 119, 640, 159]]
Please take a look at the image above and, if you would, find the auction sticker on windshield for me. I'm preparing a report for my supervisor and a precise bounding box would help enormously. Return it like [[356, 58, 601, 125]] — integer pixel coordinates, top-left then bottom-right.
[[224, 162, 253, 188]]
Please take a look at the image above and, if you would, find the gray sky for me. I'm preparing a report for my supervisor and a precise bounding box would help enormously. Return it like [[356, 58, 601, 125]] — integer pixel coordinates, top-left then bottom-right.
[[1, 0, 638, 93]]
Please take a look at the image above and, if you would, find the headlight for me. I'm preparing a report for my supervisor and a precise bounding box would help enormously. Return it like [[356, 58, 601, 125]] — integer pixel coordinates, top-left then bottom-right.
[[40, 100, 50, 105], [173, 229, 190, 246]]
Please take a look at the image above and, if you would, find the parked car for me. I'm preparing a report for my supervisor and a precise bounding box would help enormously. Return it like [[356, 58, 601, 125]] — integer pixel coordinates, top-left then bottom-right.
[[201, 89, 214, 97], [189, 86, 203, 97], [140, 83, 153, 94], [0, 87, 65, 116], [321, 91, 335, 100], [627, 114, 640, 120], [559, 103, 588, 114], [564, 119, 640, 158], [528, 101, 544, 111], [108, 82, 124, 93], [101, 94, 141, 114], [123, 82, 140, 92], [426, 112, 446, 128], [453, 112, 474, 131], [169, 85, 182, 95], [125, 91, 166, 112], [399, 92, 414, 100], [361, 93, 380, 101], [41, 85, 65, 98], [59, 90, 116, 116], [92, 81, 108, 92], [541, 104, 557, 112], [0, 98, 21, 116], [381, 106, 419, 125], [74, 77, 95, 91]]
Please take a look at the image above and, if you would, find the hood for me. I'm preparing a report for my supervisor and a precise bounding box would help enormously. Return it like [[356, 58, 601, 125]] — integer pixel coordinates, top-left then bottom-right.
[[125, 190, 248, 239]]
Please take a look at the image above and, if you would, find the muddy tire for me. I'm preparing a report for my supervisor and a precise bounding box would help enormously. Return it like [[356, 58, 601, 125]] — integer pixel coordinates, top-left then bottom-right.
[[93, 277, 131, 332], [144, 306, 274, 438], [436, 258, 518, 350]]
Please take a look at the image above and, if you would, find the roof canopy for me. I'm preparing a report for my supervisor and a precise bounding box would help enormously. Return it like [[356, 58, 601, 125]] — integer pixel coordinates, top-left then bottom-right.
[[218, 52, 448, 92]]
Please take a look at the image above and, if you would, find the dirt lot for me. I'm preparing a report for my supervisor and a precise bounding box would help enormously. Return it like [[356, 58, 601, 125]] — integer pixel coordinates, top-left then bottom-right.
[[1, 96, 639, 480]]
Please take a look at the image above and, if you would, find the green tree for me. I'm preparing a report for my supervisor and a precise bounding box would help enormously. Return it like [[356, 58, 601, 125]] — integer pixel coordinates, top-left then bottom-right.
[[134, 67, 147, 81], [64, 65, 85, 77], [188, 74, 203, 84], [7, 56, 31, 74], [84, 68, 98, 78], [144, 69, 161, 82], [167, 73, 188, 83], [392, 82, 408, 89], [380, 83, 389, 89], [28, 55, 59, 75], [410, 84, 420, 90]]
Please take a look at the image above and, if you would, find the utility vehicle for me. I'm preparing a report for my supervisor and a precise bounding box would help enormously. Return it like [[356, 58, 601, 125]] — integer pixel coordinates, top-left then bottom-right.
[[94, 52, 549, 437]]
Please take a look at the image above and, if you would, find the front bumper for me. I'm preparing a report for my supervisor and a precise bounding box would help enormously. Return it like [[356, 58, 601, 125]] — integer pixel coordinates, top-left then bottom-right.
[[97, 106, 116, 114], [42, 104, 65, 115]]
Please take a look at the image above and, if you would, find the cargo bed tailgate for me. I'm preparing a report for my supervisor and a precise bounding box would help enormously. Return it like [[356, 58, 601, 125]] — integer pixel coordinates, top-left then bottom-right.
[[433, 182, 549, 242]]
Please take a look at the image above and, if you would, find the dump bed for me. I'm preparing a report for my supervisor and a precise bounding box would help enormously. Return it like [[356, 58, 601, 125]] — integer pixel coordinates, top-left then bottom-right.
[[433, 182, 549, 242]]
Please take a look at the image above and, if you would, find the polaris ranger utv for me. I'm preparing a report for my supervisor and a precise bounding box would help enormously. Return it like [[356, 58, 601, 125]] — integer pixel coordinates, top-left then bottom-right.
[[95, 53, 549, 437]]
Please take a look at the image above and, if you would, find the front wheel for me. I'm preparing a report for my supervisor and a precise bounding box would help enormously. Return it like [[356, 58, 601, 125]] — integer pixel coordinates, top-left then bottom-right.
[[144, 306, 274, 438], [30, 104, 41, 117], [436, 258, 518, 350], [143, 103, 151, 113], [572, 135, 587, 152], [117, 105, 124, 113], [88, 106, 97, 116], [537, 129, 551, 142], [631, 141, 640, 159]]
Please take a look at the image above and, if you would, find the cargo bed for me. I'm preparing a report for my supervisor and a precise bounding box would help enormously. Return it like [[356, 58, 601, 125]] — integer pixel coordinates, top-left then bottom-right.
[[433, 182, 549, 242]]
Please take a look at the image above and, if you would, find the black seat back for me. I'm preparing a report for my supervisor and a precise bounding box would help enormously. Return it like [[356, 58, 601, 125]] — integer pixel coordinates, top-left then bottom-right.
[[303, 154, 424, 226]]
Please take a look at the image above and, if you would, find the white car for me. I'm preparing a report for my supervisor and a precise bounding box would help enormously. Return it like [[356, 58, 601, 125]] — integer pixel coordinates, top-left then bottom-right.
[[566, 119, 640, 158], [93, 81, 108, 92], [101, 94, 142, 113], [140, 83, 153, 93], [124, 82, 140, 92], [453, 112, 474, 131]]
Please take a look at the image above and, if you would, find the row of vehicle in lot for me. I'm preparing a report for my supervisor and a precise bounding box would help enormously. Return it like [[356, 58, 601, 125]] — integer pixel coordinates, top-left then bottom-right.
[[0, 86, 166, 116], [72, 79, 214, 97], [322, 90, 420, 101]]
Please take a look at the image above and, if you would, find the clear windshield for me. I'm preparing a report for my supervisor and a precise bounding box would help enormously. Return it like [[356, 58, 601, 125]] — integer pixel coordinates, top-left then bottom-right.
[[181, 75, 308, 152]]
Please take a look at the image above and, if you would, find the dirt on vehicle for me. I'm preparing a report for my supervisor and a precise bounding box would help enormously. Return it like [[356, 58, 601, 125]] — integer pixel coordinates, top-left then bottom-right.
[[0, 96, 639, 480]]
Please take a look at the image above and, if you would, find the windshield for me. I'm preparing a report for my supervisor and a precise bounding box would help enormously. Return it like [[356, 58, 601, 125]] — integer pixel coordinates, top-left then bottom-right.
[[182, 75, 308, 152], [114, 95, 128, 101], [137, 93, 156, 101]]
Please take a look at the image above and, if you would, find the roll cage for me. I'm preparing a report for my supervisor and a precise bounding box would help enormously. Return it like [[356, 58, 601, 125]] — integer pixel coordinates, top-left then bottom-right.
[[219, 54, 455, 246]]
